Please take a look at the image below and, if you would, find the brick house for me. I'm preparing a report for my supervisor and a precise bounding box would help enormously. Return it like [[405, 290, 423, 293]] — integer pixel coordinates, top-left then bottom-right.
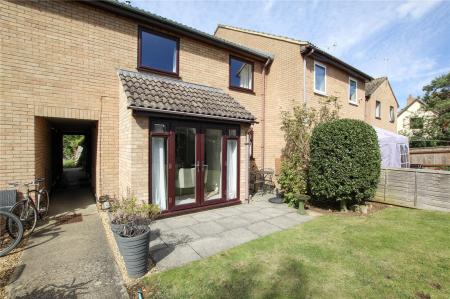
[[215, 25, 398, 171], [1, 0, 397, 215]]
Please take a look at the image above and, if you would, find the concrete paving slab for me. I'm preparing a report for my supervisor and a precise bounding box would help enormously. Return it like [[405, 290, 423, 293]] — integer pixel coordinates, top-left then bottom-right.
[[259, 207, 289, 217], [191, 210, 224, 222], [163, 215, 199, 229], [189, 237, 233, 258], [149, 237, 168, 253], [213, 206, 242, 217], [247, 221, 283, 236], [148, 196, 316, 271], [152, 244, 201, 270], [239, 211, 270, 223], [189, 221, 226, 237], [214, 215, 250, 230], [159, 227, 200, 246]]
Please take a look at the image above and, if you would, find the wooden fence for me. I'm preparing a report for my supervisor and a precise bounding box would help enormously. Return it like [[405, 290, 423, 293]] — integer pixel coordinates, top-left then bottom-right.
[[374, 168, 450, 212], [410, 146, 450, 169]]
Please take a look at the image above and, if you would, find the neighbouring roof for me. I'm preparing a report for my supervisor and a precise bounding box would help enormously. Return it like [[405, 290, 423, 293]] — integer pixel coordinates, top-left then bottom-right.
[[300, 44, 373, 81], [88, 1, 273, 62], [398, 98, 425, 117], [215, 24, 372, 81], [365, 77, 399, 107], [216, 25, 307, 45], [365, 77, 387, 97], [118, 70, 256, 123]]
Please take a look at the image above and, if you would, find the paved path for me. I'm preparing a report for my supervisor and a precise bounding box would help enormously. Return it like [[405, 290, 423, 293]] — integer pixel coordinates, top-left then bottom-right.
[[7, 170, 128, 298], [150, 195, 314, 270]]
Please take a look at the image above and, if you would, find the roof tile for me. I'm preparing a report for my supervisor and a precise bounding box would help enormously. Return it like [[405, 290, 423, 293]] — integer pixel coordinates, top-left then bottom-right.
[[118, 70, 256, 122]]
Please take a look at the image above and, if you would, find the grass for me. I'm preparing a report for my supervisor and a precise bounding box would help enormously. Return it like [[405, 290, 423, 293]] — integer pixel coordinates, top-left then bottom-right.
[[62, 159, 76, 168], [142, 207, 450, 299]]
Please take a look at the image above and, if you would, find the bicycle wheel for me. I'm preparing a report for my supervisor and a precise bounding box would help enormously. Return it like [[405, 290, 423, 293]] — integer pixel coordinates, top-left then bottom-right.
[[0, 210, 24, 257], [10, 199, 38, 237], [38, 190, 50, 218]]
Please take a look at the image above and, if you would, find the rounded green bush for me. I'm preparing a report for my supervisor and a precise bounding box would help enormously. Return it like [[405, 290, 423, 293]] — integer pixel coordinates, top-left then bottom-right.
[[309, 119, 381, 209]]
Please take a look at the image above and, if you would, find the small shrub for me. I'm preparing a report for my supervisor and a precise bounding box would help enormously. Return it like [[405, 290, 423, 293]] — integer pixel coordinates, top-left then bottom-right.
[[110, 195, 160, 237], [309, 119, 381, 210]]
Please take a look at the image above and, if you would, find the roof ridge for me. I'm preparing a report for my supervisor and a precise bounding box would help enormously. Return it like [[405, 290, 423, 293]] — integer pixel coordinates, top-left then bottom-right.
[[216, 24, 307, 45], [99, 1, 273, 60], [117, 69, 227, 93]]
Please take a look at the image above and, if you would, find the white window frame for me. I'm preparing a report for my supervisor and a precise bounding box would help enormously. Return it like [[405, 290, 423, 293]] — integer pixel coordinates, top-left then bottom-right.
[[389, 106, 395, 122], [314, 61, 327, 95], [348, 77, 358, 105], [375, 101, 381, 119]]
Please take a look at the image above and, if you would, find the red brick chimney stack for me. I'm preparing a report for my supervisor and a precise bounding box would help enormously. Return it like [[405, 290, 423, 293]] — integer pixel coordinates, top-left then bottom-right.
[[407, 94, 415, 106]]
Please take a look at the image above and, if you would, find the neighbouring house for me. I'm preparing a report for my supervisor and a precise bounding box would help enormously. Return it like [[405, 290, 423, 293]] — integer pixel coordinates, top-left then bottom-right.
[[397, 95, 433, 135], [1, 0, 398, 216], [365, 77, 399, 132], [214, 25, 398, 174]]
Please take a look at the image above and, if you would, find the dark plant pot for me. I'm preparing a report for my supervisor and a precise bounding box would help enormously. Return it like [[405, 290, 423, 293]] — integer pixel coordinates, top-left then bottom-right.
[[297, 194, 310, 215], [115, 228, 151, 278]]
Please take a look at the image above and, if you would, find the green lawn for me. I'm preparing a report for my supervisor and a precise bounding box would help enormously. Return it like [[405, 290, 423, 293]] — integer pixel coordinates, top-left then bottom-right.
[[143, 207, 450, 299]]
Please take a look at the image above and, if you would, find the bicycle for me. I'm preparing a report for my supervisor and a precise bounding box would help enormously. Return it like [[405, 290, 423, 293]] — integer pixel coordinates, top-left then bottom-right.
[[0, 209, 24, 257], [9, 178, 49, 237]]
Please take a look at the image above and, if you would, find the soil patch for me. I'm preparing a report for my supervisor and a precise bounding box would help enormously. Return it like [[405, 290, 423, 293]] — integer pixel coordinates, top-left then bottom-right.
[[307, 201, 389, 216]]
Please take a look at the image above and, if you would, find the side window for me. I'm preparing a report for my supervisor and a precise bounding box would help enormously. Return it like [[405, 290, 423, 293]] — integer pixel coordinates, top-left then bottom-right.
[[375, 101, 381, 119], [314, 62, 326, 94], [389, 106, 395, 122], [349, 78, 357, 104]]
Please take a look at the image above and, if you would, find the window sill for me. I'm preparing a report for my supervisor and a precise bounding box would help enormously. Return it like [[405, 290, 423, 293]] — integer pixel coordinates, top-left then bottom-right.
[[375, 117, 381, 120], [229, 86, 255, 94], [314, 90, 327, 96], [348, 101, 358, 106], [137, 66, 180, 79]]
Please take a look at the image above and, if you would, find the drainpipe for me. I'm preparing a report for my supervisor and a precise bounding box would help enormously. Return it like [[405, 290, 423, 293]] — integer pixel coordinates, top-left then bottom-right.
[[303, 47, 314, 105], [261, 57, 271, 170]]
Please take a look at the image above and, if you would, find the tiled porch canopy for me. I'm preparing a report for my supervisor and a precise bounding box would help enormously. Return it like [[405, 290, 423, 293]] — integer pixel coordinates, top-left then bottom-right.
[[118, 70, 256, 123]]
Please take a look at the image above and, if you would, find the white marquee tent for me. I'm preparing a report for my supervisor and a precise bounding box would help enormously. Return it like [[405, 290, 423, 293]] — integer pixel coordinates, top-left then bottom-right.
[[373, 127, 409, 168]]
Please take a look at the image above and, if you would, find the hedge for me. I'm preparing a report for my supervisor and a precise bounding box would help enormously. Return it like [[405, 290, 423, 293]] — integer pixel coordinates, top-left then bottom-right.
[[309, 119, 381, 210]]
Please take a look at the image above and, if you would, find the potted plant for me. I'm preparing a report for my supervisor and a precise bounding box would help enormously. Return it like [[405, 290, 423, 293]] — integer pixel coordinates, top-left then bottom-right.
[[110, 195, 160, 278]]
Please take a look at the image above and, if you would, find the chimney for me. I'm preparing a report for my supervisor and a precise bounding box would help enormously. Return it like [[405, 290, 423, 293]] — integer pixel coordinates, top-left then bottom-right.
[[407, 94, 415, 106]]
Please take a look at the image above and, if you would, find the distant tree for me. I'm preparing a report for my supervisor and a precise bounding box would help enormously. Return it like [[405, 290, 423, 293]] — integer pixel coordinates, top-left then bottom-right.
[[421, 72, 450, 142]]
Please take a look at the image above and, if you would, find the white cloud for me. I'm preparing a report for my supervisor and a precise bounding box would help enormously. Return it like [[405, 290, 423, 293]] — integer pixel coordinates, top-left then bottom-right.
[[397, 0, 441, 19]]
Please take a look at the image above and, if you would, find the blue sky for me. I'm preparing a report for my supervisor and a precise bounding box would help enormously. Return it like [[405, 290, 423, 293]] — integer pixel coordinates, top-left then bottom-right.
[[132, 0, 450, 108]]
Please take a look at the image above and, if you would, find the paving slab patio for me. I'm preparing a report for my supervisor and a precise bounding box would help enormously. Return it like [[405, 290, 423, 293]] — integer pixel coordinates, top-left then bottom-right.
[[149, 194, 315, 270]]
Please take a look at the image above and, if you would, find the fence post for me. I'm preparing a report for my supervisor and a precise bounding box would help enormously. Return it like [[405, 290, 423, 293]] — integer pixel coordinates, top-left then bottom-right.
[[383, 169, 388, 202], [414, 170, 418, 208]]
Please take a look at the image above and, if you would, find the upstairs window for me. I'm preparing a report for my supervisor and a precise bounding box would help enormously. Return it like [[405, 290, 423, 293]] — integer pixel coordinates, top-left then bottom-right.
[[375, 101, 381, 119], [314, 62, 326, 94], [349, 78, 358, 104], [139, 27, 179, 76], [229, 56, 253, 91], [389, 106, 395, 122]]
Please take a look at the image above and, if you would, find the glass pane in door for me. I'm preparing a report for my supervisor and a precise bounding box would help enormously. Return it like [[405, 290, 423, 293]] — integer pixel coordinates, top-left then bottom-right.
[[151, 137, 168, 211], [226, 139, 238, 200], [175, 127, 197, 206], [204, 129, 222, 201]]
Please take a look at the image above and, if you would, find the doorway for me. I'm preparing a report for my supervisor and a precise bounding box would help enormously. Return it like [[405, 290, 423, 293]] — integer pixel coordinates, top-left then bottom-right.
[[150, 120, 240, 213]]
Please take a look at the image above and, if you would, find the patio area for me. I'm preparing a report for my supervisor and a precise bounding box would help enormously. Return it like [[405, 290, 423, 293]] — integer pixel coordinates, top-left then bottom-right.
[[149, 195, 315, 270]]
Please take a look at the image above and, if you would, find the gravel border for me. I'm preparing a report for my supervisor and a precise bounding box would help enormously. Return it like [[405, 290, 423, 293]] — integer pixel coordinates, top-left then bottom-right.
[[97, 207, 159, 295], [0, 239, 27, 299]]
